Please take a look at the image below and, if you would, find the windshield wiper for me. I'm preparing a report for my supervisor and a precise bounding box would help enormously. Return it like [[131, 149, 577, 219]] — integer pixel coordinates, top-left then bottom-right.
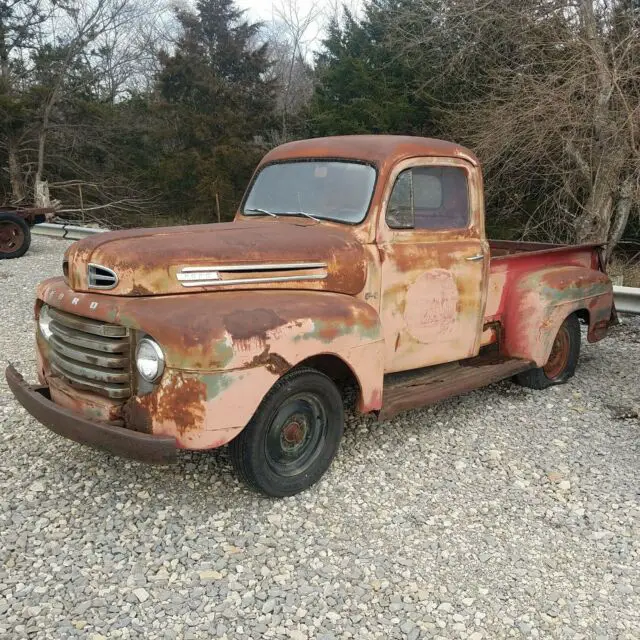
[[245, 207, 278, 218], [280, 210, 321, 222]]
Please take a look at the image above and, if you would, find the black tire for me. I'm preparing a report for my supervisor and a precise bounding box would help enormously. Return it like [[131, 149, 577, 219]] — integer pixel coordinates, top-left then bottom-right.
[[0, 213, 31, 259], [515, 313, 581, 390], [228, 367, 344, 497]]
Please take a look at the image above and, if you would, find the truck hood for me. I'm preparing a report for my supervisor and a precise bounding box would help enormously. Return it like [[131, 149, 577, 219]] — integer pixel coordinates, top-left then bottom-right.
[[64, 219, 367, 297]]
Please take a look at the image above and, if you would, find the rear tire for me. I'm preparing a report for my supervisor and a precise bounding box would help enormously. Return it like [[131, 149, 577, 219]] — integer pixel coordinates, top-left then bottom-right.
[[0, 213, 31, 259], [515, 313, 581, 390], [228, 367, 344, 497]]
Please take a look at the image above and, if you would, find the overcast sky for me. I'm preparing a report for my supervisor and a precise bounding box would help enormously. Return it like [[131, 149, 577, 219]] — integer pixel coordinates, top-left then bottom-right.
[[236, 0, 331, 22], [235, 1, 362, 33]]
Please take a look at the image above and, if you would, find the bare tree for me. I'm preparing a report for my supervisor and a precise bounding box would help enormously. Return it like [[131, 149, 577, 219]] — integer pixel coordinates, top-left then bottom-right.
[[32, 0, 157, 206], [1, 0, 176, 206], [391, 0, 639, 259], [265, 0, 320, 140]]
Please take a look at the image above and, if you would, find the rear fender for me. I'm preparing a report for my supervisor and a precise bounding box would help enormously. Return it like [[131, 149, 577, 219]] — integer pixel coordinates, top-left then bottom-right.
[[502, 266, 613, 366]]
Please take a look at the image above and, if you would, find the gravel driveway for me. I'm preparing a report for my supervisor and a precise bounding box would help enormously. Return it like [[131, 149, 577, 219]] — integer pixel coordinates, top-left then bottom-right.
[[1, 236, 639, 640]]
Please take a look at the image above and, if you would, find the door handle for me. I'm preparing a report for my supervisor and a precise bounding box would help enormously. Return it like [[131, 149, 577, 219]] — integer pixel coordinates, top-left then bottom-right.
[[466, 254, 484, 262]]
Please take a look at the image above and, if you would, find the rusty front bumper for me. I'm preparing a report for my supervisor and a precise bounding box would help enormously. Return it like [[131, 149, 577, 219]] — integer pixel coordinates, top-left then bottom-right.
[[5, 365, 176, 465]]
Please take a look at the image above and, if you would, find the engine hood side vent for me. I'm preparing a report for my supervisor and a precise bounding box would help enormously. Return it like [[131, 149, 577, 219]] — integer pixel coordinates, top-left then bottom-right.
[[88, 263, 118, 290]]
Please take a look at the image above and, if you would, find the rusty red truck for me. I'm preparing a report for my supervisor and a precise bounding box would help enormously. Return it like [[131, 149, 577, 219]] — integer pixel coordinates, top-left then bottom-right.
[[6, 136, 616, 496]]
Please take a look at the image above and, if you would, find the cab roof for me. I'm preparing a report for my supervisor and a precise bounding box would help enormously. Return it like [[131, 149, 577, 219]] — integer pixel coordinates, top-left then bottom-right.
[[261, 135, 479, 168]]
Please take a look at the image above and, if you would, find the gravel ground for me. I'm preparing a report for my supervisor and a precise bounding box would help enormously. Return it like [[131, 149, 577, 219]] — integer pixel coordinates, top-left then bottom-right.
[[1, 236, 639, 640]]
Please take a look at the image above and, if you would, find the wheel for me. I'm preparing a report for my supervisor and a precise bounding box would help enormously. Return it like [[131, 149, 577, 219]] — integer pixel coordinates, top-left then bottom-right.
[[0, 213, 31, 259], [515, 313, 581, 389], [228, 368, 344, 497]]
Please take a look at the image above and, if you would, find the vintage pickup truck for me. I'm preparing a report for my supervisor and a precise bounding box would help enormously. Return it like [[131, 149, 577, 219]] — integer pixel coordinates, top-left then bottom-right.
[[6, 136, 616, 496]]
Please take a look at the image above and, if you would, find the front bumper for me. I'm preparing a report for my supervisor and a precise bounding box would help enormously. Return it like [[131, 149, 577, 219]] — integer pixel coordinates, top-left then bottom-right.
[[5, 364, 176, 465]]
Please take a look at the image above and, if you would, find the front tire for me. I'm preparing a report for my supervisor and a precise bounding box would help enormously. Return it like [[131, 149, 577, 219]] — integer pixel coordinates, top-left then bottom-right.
[[228, 368, 344, 497], [515, 313, 581, 390]]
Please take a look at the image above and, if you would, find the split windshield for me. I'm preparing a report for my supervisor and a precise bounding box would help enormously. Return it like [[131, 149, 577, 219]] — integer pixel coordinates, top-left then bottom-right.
[[243, 161, 376, 224]]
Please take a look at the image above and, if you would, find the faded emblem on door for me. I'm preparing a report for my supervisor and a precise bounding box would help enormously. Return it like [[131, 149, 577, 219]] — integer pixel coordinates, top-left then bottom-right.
[[404, 269, 458, 342]]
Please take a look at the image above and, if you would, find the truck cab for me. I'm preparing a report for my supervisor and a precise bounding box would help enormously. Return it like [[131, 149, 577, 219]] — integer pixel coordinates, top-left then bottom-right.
[[6, 136, 615, 496]]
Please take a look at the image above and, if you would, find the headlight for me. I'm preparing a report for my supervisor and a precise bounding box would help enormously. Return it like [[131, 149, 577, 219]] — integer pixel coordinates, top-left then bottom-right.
[[136, 337, 165, 383], [39, 305, 53, 341]]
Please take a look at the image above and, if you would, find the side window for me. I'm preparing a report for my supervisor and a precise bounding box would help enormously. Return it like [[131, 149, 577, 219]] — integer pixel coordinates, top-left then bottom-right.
[[386, 166, 470, 230]]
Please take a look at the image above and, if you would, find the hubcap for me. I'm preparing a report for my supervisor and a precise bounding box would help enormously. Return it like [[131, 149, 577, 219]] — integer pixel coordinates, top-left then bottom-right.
[[265, 394, 328, 477], [0, 221, 24, 254], [543, 326, 570, 379], [282, 419, 306, 449]]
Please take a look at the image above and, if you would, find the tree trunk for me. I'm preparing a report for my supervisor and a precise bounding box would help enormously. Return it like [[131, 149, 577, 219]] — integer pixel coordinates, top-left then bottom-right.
[[575, 144, 627, 246], [604, 173, 635, 263], [7, 140, 25, 203], [34, 96, 55, 207]]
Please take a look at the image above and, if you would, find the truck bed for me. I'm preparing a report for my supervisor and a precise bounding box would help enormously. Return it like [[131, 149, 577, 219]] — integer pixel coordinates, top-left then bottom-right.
[[489, 240, 604, 260], [484, 241, 605, 322]]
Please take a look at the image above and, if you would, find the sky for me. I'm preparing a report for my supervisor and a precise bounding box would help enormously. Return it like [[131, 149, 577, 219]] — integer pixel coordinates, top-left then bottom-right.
[[235, 0, 353, 55], [235, 0, 362, 33], [237, 0, 311, 21], [236, 0, 333, 23]]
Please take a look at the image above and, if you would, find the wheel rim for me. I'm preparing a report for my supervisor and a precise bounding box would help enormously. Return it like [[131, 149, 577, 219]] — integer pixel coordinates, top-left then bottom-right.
[[0, 221, 25, 254], [544, 325, 570, 379], [265, 393, 328, 477]]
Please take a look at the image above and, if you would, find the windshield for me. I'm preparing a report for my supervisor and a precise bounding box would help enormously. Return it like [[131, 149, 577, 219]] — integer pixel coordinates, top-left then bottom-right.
[[243, 161, 377, 224]]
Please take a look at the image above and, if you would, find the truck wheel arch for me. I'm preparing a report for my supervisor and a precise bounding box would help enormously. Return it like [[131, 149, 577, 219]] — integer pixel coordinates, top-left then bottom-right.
[[291, 353, 366, 410]]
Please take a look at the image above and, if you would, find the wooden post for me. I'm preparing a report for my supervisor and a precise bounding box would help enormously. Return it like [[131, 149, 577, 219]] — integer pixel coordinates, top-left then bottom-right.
[[215, 192, 221, 223], [78, 184, 85, 224]]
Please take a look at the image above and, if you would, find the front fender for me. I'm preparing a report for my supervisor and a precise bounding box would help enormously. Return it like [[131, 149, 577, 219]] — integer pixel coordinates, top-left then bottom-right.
[[502, 266, 613, 366], [122, 290, 384, 448], [38, 280, 384, 449]]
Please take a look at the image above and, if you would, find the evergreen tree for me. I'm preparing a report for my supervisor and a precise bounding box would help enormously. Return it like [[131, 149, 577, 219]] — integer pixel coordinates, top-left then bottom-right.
[[308, 1, 436, 137], [155, 0, 276, 222]]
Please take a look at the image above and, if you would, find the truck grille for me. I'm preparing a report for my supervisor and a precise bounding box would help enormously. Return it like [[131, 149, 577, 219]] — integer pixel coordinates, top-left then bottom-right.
[[47, 307, 132, 399]]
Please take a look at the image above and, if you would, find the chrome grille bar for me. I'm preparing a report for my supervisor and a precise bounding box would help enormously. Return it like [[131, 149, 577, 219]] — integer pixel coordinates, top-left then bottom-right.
[[46, 306, 132, 400], [48, 307, 127, 337]]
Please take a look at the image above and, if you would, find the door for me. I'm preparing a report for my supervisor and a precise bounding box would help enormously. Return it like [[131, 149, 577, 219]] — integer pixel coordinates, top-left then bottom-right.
[[377, 157, 488, 373]]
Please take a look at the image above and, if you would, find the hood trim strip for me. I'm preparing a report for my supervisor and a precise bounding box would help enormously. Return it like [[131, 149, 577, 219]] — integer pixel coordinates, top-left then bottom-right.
[[178, 274, 327, 288], [177, 262, 328, 288], [179, 262, 327, 273]]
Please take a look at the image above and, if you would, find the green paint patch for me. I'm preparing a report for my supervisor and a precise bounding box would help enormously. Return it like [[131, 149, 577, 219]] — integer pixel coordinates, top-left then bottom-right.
[[202, 372, 234, 399], [213, 337, 235, 367], [85, 407, 104, 420], [541, 282, 607, 304]]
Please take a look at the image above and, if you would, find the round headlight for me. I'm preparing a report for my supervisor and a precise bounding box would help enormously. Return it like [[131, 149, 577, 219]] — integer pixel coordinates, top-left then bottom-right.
[[136, 337, 165, 383], [39, 305, 53, 341]]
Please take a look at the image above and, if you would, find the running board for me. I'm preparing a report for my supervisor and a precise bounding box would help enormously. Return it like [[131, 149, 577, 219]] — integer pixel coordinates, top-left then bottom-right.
[[380, 353, 534, 420]]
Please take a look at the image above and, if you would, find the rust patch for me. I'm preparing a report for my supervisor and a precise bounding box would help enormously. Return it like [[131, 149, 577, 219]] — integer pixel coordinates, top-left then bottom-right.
[[123, 398, 153, 434], [247, 347, 291, 376], [130, 283, 155, 296], [224, 308, 285, 342], [125, 373, 207, 436], [317, 323, 341, 342], [258, 135, 479, 171]]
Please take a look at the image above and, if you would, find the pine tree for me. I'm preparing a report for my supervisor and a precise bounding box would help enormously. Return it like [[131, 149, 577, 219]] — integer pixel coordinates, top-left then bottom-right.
[[308, 1, 435, 137], [155, 0, 276, 222]]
